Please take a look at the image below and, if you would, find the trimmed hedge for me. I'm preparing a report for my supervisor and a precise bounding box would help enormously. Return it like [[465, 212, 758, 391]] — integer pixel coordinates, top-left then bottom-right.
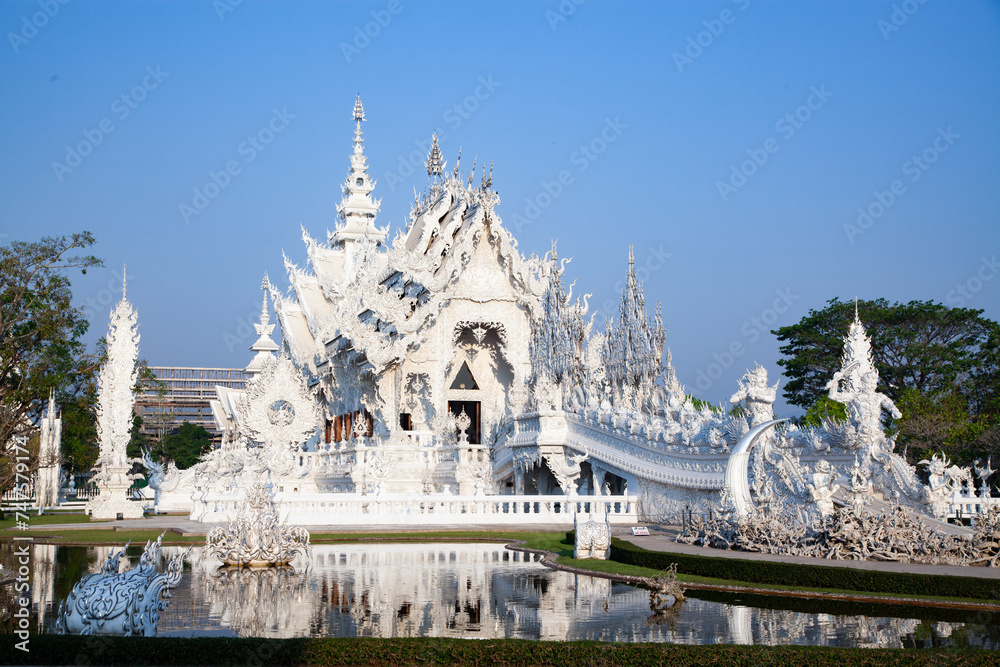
[[608, 537, 1000, 601], [0, 636, 995, 666]]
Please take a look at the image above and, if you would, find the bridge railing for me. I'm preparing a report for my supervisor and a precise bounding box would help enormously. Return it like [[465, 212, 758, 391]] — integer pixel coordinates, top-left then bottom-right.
[[190, 492, 639, 526]]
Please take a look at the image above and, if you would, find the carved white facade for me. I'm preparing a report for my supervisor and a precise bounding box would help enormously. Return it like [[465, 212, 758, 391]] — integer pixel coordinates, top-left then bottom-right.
[[151, 99, 974, 535]]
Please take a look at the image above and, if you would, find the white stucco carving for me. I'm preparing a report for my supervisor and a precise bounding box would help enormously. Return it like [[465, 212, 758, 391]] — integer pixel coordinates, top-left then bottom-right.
[[56, 533, 187, 635], [205, 482, 311, 566], [88, 275, 144, 519]]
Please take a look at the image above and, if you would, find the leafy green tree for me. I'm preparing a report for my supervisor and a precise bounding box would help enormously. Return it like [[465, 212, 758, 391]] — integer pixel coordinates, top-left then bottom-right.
[[60, 392, 99, 474], [800, 395, 848, 429], [127, 412, 151, 461], [0, 232, 102, 492], [155, 422, 213, 470]]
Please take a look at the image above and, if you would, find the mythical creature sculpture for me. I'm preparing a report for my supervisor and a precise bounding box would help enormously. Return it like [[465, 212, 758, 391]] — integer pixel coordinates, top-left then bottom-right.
[[56, 533, 187, 635], [822, 313, 926, 509], [824, 313, 901, 455], [543, 451, 587, 494], [807, 460, 840, 517], [729, 364, 778, 428], [574, 511, 611, 559], [204, 483, 311, 566], [848, 456, 873, 515], [141, 449, 179, 507]]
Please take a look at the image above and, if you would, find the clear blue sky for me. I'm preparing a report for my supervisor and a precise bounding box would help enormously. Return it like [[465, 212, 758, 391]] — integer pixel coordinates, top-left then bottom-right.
[[2, 0, 998, 416]]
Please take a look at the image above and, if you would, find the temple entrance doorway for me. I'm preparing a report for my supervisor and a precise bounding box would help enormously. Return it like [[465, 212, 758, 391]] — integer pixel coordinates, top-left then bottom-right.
[[448, 400, 481, 444]]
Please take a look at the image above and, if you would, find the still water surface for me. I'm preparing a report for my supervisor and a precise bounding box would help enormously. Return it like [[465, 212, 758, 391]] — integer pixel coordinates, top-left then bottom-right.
[[20, 542, 1000, 648]]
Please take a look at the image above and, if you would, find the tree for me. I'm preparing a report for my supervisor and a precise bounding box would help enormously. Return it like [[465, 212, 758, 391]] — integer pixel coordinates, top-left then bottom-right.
[[800, 394, 847, 429], [0, 232, 102, 492], [155, 422, 213, 470], [773, 298, 999, 408], [773, 298, 1000, 465]]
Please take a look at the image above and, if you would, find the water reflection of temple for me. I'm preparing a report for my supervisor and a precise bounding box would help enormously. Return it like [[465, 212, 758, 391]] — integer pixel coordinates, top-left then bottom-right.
[[22, 542, 993, 648], [161, 543, 636, 640]]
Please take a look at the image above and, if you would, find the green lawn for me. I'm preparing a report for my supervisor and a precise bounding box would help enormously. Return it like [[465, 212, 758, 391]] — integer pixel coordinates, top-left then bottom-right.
[[0, 511, 98, 530]]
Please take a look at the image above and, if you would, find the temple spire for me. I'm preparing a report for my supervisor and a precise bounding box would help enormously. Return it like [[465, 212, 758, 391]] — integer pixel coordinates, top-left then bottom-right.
[[246, 273, 279, 378], [425, 132, 443, 179], [259, 273, 271, 328], [333, 95, 387, 246]]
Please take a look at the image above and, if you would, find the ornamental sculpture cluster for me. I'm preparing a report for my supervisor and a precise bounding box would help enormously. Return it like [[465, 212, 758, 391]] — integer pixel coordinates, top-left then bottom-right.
[[205, 482, 311, 567]]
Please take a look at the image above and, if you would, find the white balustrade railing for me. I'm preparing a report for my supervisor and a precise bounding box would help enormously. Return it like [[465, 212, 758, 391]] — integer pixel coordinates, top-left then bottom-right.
[[1, 484, 34, 506], [190, 492, 638, 526]]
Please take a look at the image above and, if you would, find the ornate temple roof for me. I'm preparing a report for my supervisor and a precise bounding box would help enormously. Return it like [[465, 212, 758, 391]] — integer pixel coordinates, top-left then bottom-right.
[[271, 100, 549, 380]]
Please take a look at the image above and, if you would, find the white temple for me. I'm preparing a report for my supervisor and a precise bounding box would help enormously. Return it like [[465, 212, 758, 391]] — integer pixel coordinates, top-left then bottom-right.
[[152, 97, 988, 528]]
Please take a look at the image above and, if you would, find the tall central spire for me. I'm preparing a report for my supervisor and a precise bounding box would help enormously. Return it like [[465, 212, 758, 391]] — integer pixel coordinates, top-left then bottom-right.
[[334, 95, 387, 246], [246, 273, 279, 378]]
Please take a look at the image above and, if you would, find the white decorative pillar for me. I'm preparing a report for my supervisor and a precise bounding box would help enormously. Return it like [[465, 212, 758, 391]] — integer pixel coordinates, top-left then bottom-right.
[[36, 390, 61, 514], [87, 273, 144, 519]]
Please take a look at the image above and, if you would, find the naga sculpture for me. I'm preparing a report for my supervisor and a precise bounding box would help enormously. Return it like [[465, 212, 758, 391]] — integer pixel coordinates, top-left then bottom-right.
[[56, 533, 187, 635]]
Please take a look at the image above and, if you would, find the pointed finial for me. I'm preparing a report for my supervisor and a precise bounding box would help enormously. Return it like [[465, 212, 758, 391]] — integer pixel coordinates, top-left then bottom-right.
[[468, 157, 477, 187], [426, 132, 443, 178], [485, 160, 493, 189], [628, 246, 635, 266], [453, 147, 462, 178], [121, 263, 127, 300], [259, 273, 271, 327], [854, 298, 860, 323], [353, 94, 365, 123]]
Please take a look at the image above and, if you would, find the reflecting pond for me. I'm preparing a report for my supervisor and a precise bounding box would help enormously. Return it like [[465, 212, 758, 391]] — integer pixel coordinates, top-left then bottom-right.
[[10, 542, 1000, 648]]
